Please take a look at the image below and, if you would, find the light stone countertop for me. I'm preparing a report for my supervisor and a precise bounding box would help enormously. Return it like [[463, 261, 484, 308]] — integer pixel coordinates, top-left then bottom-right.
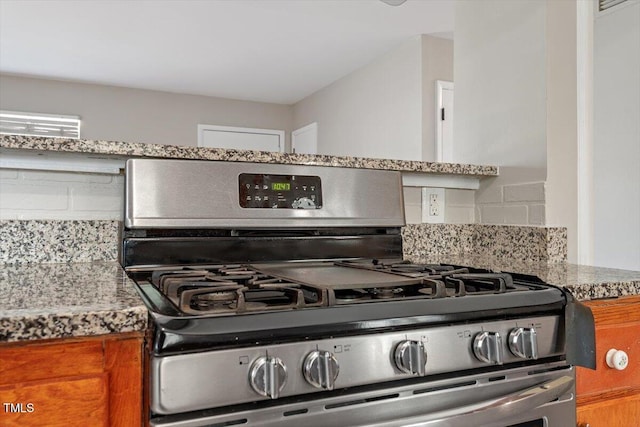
[[0, 262, 147, 343], [413, 254, 640, 301], [0, 135, 498, 176], [2, 257, 640, 343]]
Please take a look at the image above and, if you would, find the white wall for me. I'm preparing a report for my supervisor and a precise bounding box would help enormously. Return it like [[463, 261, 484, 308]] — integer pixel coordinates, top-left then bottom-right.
[[0, 74, 293, 149], [0, 74, 294, 221], [454, 0, 584, 262], [593, 1, 640, 271], [453, 0, 546, 168], [293, 36, 423, 161]]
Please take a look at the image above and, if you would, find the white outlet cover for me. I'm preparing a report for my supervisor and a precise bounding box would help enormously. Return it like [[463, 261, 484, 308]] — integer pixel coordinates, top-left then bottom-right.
[[421, 188, 445, 223]]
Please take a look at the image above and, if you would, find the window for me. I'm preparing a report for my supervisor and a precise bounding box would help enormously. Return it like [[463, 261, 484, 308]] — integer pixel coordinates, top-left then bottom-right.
[[0, 110, 81, 139]]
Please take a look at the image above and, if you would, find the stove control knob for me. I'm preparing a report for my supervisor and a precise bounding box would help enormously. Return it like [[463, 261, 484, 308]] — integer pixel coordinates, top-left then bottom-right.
[[249, 356, 287, 399], [303, 350, 339, 390], [508, 327, 538, 360], [473, 332, 503, 365], [394, 340, 427, 376]]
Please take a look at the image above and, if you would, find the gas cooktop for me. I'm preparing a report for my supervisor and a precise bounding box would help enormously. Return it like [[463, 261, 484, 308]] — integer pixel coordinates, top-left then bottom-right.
[[135, 259, 556, 318]]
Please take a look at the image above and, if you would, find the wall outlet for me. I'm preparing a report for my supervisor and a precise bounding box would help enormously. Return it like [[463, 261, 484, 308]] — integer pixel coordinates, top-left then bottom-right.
[[422, 188, 445, 223]]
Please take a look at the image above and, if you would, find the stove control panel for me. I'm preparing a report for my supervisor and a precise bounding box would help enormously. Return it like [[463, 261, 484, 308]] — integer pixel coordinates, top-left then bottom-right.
[[150, 315, 563, 414], [239, 173, 323, 209]]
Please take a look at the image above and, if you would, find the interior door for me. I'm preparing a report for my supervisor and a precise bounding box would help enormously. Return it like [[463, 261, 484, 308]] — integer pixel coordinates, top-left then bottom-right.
[[292, 122, 318, 154], [198, 125, 284, 152]]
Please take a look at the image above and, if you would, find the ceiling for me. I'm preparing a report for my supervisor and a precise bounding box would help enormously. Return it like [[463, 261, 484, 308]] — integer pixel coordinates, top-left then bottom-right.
[[0, 0, 453, 105]]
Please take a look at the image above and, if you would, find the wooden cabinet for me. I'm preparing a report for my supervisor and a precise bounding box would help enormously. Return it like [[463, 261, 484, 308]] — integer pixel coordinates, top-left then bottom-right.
[[0, 333, 143, 427], [576, 295, 640, 427]]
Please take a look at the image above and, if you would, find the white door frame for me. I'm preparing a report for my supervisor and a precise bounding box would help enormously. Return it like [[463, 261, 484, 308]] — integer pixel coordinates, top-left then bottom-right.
[[435, 80, 454, 162], [576, 0, 594, 265]]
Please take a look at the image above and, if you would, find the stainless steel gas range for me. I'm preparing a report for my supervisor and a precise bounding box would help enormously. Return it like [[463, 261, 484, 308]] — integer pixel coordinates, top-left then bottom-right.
[[121, 159, 595, 427]]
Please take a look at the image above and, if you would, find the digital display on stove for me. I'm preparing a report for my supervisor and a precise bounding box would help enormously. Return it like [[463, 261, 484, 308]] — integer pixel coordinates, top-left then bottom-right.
[[239, 173, 322, 209], [271, 182, 291, 191]]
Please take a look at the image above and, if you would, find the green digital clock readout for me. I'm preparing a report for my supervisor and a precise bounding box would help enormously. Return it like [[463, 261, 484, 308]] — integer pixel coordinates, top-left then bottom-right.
[[271, 182, 291, 191]]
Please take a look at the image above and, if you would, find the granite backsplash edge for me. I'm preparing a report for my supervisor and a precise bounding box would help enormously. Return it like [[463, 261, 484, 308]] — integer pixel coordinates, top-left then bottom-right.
[[0, 220, 119, 264], [0, 220, 566, 265]]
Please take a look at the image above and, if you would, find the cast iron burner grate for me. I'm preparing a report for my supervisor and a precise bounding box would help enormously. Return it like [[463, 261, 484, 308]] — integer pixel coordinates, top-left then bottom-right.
[[143, 262, 548, 316], [150, 266, 327, 315]]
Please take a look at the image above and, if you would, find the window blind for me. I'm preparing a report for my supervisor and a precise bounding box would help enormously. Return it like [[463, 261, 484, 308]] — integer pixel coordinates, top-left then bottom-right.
[[0, 110, 81, 139]]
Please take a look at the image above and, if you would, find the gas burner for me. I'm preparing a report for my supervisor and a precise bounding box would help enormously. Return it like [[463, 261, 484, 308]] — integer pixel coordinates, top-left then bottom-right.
[[333, 289, 370, 303], [180, 284, 245, 314], [370, 287, 404, 299], [193, 290, 238, 310]]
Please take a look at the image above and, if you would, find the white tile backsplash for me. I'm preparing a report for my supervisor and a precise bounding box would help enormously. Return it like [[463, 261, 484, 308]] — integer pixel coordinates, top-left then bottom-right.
[[444, 188, 475, 224], [403, 187, 423, 224], [402, 187, 422, 204], [0, 182, 68, 211], [0, 169, 123, 220], [528, 204, 546, 225], [2, 169, 545, 227], [477, 185, 544, 226], [473, 167, 546, 226], [445, 188, 475, 205], [503, 182, 545, 202], [503, 205, 528, 224], [404, 204, 423, 224], [70, 185, 123, 212], [475, 181, 503, 204], [445, 206, 475, 223], [0, 169, 19, 179], [22, 170, 114, 183]]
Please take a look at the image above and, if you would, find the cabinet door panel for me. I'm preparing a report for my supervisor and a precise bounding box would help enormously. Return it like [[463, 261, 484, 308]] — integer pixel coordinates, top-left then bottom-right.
[[0, 374, 109, 426], [577, 321, 640, 395], [577, 393, 640, 427], [0, 340, 103, 385]]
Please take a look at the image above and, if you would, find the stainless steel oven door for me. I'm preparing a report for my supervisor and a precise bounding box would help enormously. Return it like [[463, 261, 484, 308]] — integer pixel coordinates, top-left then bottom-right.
[[150, 362, 575, 427]]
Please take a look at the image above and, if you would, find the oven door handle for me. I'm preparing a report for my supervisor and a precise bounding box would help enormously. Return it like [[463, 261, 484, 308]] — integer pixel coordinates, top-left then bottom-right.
[[374, 375, 574, 427]]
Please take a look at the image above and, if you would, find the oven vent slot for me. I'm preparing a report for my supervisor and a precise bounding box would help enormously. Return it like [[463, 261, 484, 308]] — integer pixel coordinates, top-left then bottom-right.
[[324, 393, 400, 410], [488, 375, 506, 382], [527, 365, 572, 376], [412, 380, 476, 395], [283, 408, 309, 417], [203, 419, 248, 427]]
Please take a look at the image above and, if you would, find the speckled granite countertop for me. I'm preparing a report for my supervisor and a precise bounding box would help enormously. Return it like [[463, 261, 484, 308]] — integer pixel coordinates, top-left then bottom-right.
[[0, 262, 147, 343], [2, 256, 639, 343], [0, 135, 498, 176], [413, 254, 640, 301]]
